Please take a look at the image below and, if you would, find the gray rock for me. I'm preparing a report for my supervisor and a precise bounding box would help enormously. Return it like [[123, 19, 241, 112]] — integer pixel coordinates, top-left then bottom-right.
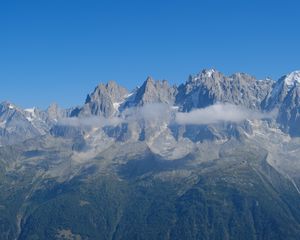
[[72, 80, 128, 117], [47, 103, 69, 119], [123, 77, 177, 108], [176, 69, 273, 111], [263, 71, 300, 135], [0, 102, 44, 145]]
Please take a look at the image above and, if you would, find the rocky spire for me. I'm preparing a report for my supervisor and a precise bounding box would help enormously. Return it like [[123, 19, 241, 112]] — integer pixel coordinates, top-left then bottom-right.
[[131, 76, 177, 106], [75, 81, 128, 118]]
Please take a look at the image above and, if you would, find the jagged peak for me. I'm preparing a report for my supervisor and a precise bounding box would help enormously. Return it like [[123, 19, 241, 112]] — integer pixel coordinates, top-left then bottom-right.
[[47, 102, 60, 110], [270, 70, 300, 98], [230, 72, 256, 80], [47, 102, 64, 116], [201, 68, 217, 77], [145, 76, 154, 83], [106, 80, 118, 87], [281, 70, 300, 87], [127, 76, 176, 106], [188, 68, 223, 83], [24, 107, 37, 115], [142, 76, 171, 87], [188, 69, 269, 85], [94, 80, 127, 91], [138, 76, 155, 90], [0, 101, 19, 111], [86, 81, 128, 104]]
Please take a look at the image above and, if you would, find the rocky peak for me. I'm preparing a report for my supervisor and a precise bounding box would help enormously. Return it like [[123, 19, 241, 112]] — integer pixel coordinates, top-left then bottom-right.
[[0, 101, 19, 112], [265, 71, 300, 136], [202, 68, 216, 77], [177, 69, 272, 111], [282, 71, 300, 88], [188, 69, 223, 84], [47, 103, 68, 120], [130, 76, 177, 106], [74, 81, 128, 118], [263, 71, 300, 110], [0, 102, 51, 145], [230, 72, 256, 81], [47, 103, 59, 115], [92, 80, 128, 103], [86, 81, 127, 104]]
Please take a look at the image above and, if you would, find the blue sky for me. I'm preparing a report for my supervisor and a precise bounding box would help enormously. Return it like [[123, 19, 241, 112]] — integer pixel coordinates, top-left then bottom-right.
[[1, 0, 300, 109]]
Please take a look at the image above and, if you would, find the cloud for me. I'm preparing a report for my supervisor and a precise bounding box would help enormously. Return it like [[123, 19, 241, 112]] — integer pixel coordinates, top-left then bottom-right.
[[175, 103, 276, 125], [56, 103, 170, 128], [123, 103, 171, 122], [57, 116, 123, 128], [57, 103, 276, 128]]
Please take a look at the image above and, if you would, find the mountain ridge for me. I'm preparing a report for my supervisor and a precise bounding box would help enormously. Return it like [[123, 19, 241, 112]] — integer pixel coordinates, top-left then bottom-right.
[[1, 68, 300, 239], [1, 68, 298, 146]]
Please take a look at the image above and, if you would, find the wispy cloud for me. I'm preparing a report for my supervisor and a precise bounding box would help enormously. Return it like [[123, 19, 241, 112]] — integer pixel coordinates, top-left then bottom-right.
[[58, 116, 123, 128], [175, 103, 276, 125], [57, 103, 276, 128], [56, 103, 170, 128], [123, 103, 171, 122]]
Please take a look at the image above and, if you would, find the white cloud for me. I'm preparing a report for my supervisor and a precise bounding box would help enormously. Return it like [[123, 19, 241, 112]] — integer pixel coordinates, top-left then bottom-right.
[[58, 116, 123, 128], [122, 103, 171, 123], [175, 103, 276, 125], [57, 103, 276, 128], [56, 104, 170, 128]]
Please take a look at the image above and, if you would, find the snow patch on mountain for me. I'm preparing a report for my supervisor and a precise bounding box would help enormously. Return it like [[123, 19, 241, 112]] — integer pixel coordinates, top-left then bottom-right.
[[25, 108, 36, 115], [25, 108, 37, 122], [203, 69, 215, 77], [113, 92, 135, 111], [284, 71, 300, 87]]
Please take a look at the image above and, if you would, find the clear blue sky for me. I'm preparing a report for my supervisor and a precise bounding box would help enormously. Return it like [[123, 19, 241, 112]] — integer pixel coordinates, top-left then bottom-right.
[[1, 0, 300, 109]]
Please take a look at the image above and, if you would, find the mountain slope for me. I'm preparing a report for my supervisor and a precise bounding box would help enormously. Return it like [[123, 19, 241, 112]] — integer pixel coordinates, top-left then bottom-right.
[[1, 139, 300, 239], [71, 81, 128, 118], [176, 69, 273, 111]]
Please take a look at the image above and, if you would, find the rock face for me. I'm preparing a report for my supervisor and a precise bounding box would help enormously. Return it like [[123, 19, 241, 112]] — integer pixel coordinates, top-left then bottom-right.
[[0, 102, 54, 145], [263, 71, 300, 109], [47, 103, 69, 120], [176, 69, 273, 111], [127, 77, 177, 107], [262, 71, 300, 136], [277, 86, 300, 136], [71, 80, 128, 118]]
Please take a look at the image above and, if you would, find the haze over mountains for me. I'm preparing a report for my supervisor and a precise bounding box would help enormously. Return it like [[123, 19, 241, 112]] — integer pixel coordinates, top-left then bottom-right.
[[1, 69, 300, 239]]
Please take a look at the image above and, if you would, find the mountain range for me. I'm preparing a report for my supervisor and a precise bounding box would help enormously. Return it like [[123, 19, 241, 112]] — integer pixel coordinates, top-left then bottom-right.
[[1, 69, 300, 239]]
